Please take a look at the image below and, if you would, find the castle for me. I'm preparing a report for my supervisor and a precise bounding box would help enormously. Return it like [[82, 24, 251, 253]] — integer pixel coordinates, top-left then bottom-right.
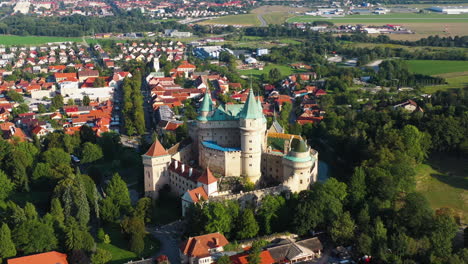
[[142, 89, 318, 214]]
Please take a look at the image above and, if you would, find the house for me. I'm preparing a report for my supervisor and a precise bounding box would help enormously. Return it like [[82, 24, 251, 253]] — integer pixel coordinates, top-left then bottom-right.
[[266, 238, 323, 264], [230, 249, 275, 264], [0, 107, 10, 122], [55, 72, 77, 82], [78, 70, 99, 82], [393, 99, 423, 113], [180, 232, 229, 264], [7, 251, 68, 264]]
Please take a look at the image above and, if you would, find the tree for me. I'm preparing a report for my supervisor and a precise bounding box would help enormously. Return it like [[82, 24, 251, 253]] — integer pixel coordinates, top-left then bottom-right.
[[81, 142, 103, 163], [93, 77, 106, 87], [348, 167, 366, 208], [203, 202, 233, 235], [356, 233, 372, 256], [91, 248, 112, 264], [330, 211, 356, 245], [67, 98, 75, 106], [82, 96, 90, 106], [0, 223, 16, 261], [37, 103, 47, 113], [13, 218, 58, 254], [42, 148, 71, 168], [236, 209, 259, 240], [430, 214, 458, 258], [50, 198, 65, 226], [217, 255, 231, 264], [51, 94, 64, 109], [257, 195, 285, 235], [65, 218, 95, 252], [104, 173, 130, 215], [7, 90, 24, 103], [54, 174, 90, 226], [268, 68, 281, 83], [0, 170, 14, 201]]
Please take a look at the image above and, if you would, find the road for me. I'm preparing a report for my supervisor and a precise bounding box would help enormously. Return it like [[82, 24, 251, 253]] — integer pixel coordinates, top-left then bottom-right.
[[257, 14, 267, 27], [147, 221, 185, 263]]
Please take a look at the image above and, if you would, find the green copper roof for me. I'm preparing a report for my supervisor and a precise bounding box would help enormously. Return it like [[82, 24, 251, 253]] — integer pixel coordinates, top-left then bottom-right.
[[239, 89, 264, 120], [291, 138, 308, 153], [284, 155, 314, 163], [208, 104, 244, 121], [200, 91, 213, 112]]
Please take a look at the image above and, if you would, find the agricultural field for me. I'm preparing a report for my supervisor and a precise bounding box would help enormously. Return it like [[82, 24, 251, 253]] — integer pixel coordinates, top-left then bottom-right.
[[415, 154, 468, 223], [407, 60, 468, 75], [405, 60, 468, 93], [0, 35, 82, 45], [198, 14, 260, 26]]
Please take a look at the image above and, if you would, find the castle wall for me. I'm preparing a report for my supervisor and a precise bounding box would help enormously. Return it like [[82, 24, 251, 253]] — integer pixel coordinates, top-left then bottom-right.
[[169, 169, 197, 196], [171, 143, 193, 164], [261, 152, 285, 183], [197, 120, 240, 148], [199, 144, 241, 176]]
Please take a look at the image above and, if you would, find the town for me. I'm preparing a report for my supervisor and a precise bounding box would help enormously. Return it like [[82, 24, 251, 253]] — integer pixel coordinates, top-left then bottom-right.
[[0, 1, 466, 264]]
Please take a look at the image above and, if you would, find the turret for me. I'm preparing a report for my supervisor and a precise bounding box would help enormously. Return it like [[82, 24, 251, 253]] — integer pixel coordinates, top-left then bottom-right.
[[239, 89, 266, 184], [197, 90, 213, 122], [282, 138, 315, 192]]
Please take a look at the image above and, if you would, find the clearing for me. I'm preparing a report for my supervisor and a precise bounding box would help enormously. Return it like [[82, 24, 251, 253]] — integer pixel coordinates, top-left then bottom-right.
[[0, 35, 82, 45], [198, 14, 260, 26], [415, 154, 468, 223], [407, 60, 468, 76]]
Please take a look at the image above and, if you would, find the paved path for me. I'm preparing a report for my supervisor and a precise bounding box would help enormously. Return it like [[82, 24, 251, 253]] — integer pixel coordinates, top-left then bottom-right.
[[257, 14, 267, 27], [147, 221, 185, 263]]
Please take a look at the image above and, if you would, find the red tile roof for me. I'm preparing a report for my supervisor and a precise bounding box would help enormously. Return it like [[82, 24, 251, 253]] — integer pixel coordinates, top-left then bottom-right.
[[197, 167, 217, 185], [144, 139, 168, 157], [187, 186, 208, 203], [230, 250, 275, 264], [181, 233, 229, 258], [7, 251, 68, 264]]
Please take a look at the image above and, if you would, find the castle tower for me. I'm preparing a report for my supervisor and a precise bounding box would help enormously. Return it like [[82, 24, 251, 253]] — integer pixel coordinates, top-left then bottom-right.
[[142, 139, 171, 199], [196, 167, 218, 196], [197, 90, 213, 122], [239, 89, 266, 184], [282, 138, 315, 193]]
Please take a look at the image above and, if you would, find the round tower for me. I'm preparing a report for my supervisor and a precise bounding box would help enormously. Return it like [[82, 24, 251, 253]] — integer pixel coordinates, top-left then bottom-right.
[[282, 138, 315, 192], [239, 89, 266, 184]]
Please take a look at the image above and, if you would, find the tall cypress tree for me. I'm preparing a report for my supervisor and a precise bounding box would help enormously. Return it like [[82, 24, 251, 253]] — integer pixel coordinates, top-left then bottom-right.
[[0, 223, 16, 261]]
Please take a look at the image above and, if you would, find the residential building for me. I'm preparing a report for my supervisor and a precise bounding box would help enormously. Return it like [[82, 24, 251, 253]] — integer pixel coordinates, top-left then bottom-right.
[[180, 232, 229, 264]]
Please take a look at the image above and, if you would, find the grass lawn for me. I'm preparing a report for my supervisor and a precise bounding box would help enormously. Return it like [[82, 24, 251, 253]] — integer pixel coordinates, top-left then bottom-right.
[[0, 35, 82, 45], [421, 72, 468, 93], [199, 14, 260, 26], [415, 154, 468, 223], [238, 63, 305, 79], [263, 12, 295, 25], [407, 60, 468, 75], [98, 224, 160, 264]]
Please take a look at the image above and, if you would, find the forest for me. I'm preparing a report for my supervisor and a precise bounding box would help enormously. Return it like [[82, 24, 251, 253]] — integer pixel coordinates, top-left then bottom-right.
[[0, 129, 155, 263]]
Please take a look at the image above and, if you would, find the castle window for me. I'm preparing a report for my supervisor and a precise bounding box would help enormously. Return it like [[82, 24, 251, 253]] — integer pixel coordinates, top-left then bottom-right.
[[249, 155, 252, 158], [249, 140, 252, 143], [249, 164, 252, 167], [300, 180, 303, 184], [249, 148, 252, 151]]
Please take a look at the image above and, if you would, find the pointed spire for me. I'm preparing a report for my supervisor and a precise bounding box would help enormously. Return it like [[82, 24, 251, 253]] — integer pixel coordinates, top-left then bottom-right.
[[239, 88, 263, 120], [199, 89, 213, 113], [144, 138, 168, 157]]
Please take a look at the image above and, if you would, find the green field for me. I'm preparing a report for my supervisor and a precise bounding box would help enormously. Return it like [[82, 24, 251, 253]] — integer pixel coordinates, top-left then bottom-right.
[[407, 60, 468, 75], [238, 63, 304, 79], [415, 155, 468, 223], [263, 12, 295, 25], [0, 35, 83, 45], [200, 14, 260, 26], [287, 13, 468, 23], [422, 73, 468, 93]]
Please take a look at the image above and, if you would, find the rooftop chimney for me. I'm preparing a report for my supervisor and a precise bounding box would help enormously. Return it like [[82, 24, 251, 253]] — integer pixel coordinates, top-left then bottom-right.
[[214, 237, 219, 247], [189, 167, 193, 177], [181, 164, 185, 173], [175, 160, 178, 169]]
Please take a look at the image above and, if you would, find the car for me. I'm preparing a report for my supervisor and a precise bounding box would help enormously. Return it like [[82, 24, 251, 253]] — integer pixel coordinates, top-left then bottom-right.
[[71, 155, 80, 163]]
